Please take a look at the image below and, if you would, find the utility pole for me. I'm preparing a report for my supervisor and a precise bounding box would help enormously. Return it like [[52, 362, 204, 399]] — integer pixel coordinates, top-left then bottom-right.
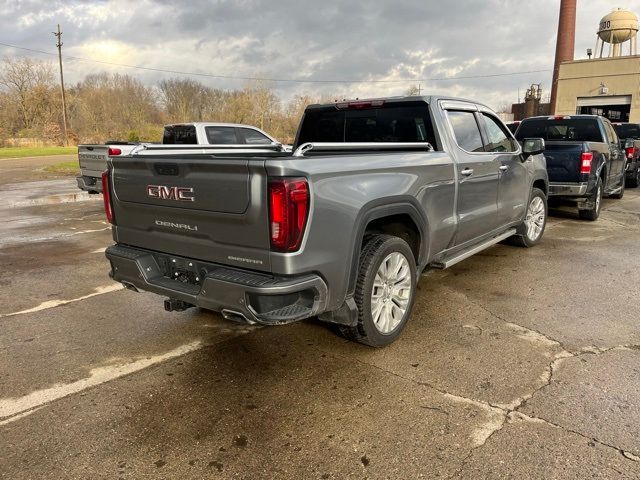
[[417, 83, 422, 95], [53, 24, 68, 145]]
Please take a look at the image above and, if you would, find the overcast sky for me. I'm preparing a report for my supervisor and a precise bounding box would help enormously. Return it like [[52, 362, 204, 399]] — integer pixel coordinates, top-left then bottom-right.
[[0, 0, 634, 109]]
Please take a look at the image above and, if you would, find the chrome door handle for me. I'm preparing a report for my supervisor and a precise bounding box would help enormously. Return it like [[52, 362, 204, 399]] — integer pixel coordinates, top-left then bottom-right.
[[461, 168, 474, 176], [499, 165, 509, 171]]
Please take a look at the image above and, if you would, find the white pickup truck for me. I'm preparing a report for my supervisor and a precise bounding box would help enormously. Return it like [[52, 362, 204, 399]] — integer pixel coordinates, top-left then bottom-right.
[[77, 123, 287, 193]]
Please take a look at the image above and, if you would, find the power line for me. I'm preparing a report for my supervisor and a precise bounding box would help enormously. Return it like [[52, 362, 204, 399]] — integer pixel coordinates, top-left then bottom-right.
[[0, 41, 551, 84]]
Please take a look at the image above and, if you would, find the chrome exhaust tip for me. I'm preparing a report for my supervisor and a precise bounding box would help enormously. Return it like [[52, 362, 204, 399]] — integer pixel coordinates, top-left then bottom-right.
[[221, 309, 256, 324]]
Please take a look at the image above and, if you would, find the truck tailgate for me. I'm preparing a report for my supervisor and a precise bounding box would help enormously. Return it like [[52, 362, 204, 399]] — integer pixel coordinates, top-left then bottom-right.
[[110, 155, 272, 271], [543, 142, 585, 183], [78, 145, 109, 177]]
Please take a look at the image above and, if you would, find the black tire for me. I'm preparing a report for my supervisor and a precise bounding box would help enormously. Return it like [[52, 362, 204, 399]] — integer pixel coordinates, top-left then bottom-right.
[[609, 174, 625, 199], [511, 188, 547, 247], [339, 234, 417, 347], [626, 168, 639, 188], [579, 177, 603, 221]]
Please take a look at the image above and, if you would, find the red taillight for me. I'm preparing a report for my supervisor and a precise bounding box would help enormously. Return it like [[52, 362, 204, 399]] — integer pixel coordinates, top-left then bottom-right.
[[108, 147, 122, 156], [101, 170, 114, 224], [626, 146, 636, 159], [580, 152, 593, 174], [268, 178, 309, 252]]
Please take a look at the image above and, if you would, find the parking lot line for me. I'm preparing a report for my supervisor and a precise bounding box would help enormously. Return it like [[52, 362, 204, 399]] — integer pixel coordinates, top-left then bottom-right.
[[0, 340, 203, 424], [0, 284, 124, 318]]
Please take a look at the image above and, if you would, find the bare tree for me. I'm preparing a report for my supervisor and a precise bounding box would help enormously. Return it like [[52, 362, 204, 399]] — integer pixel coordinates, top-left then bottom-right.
[[0, 57, 335, 145], [405, 84, 421, 96], [159, 78, 207, 122], [0, 57, 57, 132], [71, 73, 162, 142]]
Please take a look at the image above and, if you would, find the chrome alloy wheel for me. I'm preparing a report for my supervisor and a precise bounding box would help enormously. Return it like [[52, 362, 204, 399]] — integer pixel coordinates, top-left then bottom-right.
[[371, 252, 412, 334], [524, 196, 545, 242], [595, 183, 602, 212]]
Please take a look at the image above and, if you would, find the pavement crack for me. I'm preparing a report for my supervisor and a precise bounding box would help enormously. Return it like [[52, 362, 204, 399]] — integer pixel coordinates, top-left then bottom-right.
[[512, 412, 639, 463], [312, 326, 640, 472]]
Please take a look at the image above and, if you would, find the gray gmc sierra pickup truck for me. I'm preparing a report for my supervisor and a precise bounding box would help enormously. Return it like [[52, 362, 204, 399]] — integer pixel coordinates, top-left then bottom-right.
[[104, 96, 548, 346]]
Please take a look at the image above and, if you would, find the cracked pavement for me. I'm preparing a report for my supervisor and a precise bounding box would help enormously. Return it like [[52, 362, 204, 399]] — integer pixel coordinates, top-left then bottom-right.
[[1, 162, 639, 478]]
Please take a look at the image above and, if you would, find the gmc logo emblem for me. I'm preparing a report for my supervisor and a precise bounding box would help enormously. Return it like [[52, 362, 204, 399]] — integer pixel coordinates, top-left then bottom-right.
[[147, 185, 195, 202]]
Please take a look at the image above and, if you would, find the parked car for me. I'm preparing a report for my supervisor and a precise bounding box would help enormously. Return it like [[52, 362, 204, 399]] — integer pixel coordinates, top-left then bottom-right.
[[515, 115, 626, 220], [506, 121, 520, 134], [76, 123, 287, 193], [103, 96, 548, 346], [613, 122, 640, 188]]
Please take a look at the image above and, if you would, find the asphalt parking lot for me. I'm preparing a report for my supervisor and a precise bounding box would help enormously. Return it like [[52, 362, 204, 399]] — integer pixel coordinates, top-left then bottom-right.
[[1, 156, 640, 479]]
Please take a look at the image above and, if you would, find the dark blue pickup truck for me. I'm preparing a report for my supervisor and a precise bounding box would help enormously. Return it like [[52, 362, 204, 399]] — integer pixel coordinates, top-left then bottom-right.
[[613, 122, 640, 188], [516, 115, 626, 220]]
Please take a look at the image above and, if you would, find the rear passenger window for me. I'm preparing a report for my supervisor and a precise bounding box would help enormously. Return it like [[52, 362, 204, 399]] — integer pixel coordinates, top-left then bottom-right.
[[205, 127, 238, 144], [241, 128, 272, 145], [480, 114, 518, 152], [447, 111, 484, 153]]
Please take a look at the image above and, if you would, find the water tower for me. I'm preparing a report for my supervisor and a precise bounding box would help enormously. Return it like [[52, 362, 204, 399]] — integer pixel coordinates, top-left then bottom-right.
[[595, 8, 638, 57]]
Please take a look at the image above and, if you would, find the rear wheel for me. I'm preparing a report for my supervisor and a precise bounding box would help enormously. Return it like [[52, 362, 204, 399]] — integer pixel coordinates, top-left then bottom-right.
[[579, 177, 603, 221], [339, 235, 417, 347], [511, 187, 547, 247]]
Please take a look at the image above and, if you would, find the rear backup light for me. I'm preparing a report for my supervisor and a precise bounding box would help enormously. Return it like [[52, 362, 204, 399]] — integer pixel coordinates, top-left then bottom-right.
[[101, 170, 114, 224], [268, 178, 309, 252], [108, 147, 122, 156], [580, 152, 593, 174]]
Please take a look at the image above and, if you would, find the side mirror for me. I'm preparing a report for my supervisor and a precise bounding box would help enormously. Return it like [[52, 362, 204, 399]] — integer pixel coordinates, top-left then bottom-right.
[[522, 138, 545, 159]]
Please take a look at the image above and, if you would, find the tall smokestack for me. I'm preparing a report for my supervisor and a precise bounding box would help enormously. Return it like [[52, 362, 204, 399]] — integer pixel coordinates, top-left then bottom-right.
[[550, 0, 577, 114]]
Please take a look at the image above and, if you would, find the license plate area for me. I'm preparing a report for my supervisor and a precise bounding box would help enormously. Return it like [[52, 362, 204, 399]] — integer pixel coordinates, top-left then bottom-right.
[[155, 254, 204, 287]]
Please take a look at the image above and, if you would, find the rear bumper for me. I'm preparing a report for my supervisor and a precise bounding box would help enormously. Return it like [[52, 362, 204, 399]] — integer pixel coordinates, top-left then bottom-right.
[[548, 182, 588, 197], [105, 244, 328, 325], [76, 175, 102, 193]]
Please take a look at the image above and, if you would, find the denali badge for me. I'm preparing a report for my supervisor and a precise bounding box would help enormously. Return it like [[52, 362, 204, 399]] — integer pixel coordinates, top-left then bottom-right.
[[155, 220, 198, 231], [147, 185, 195, 202]]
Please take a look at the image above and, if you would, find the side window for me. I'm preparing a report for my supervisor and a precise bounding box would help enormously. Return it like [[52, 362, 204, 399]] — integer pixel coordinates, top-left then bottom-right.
[[447, 110, 484, 153], [480, 114, 518, 152], [163, 125, 197, 144], [241, 128, 272, 145], [205, 126, 238, 144]]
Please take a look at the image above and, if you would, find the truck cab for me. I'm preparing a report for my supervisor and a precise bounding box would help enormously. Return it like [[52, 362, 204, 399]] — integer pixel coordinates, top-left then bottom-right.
[[162, 122, 287, 149]]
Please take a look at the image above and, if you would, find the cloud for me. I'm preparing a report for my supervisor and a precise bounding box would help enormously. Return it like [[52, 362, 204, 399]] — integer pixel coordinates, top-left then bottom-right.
[[0, 0, 634, 109]]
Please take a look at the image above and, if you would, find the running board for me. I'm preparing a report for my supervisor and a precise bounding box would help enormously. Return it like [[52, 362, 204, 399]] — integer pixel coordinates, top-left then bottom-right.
[[430, 229, 517, 269]]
